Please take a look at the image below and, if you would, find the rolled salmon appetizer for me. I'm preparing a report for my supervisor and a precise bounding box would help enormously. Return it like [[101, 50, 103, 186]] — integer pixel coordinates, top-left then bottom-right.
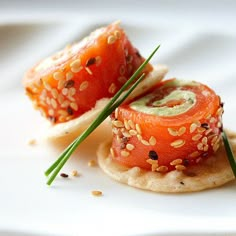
[[23, 22, 167, 140], [97, 79, 236, 192]]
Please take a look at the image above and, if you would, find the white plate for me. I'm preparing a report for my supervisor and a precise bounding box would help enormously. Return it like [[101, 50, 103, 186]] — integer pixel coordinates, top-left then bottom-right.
[[0, 5, 236, 236]]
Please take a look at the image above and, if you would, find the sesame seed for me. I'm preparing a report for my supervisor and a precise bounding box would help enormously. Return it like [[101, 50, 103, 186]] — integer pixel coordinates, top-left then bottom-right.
[[57, 79, 65, 90], [58, 115, 66, 122], [205, 128, 213, 135], [213, 142, 220, 152], [146, 159, 158, 165], [64, 80, 75, 88], [148, 150, 158, 160], [170, 139, 185, 148], [216, 107, 223, 116], [51, 98, 57, 109], [70, 59, 81, 69], [175, 165, 186, 171], [126, 55, 133, 64], [60, 173, 69, 178], [107, 35, 116, 44], [51, 88, 58, 99], [141, 139, 150, 146], [71, 65, 83, 73], [211, 136, 218, 145], [190, 151, 200, 158], [67, 107, 74, 115], [112, 120, 124, 128], [210, 117, 216, 123], [156, 166, 168, 172], [58, 109, 68, 116], [48, 109, 54, 116], [110, 148, 115, 158], [88, 160, 97, 167], [79, 81, 89, 91], [192, 134, 202, 141], [170, 159, 182, 166], [197, 143, 204, 150], [190, 123, 198, 133], [197, 127, 206, 133], [112, 127, 119, 135], [201, 123, 209, 129], [114, 30, 121, 39], [71, 170, 79, 176], [121, 150, 130, 157], [137, 134, 142, 141], [128, 120, 135, 129], [86, 57, 96, 67], [44, 81, 52, 91], [62, 88, 68, 96], [203, 145, 209, 151], [108, 83, 116, 94], [202, 137, 208, 145], [27, 139, 36, 145], [70, 102, 78, 111], [135, 124, 142, 134], [183, 159, 190, 166], [68, 87, 76, 96], [126, 144, 134, 151], [178, 127, 186, 136], [66, 71, 74, 81], [167, 128, 178, 136], [91, 190, 103, 197], [124, 119, 130, 130], [123, 131, 131, 138], [129, 130, 137, 136], [68, 95, 76, 101], [85, 67, 93, 75], [61, 100, 70, 108], [57, 94, 64, 104], [149, 136, 156, 146], [46, 97, 51, 105], [53, 71, 64, 80]]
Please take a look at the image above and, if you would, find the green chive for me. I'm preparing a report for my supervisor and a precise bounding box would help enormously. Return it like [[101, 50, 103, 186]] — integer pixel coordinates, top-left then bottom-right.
[[222, 131, 236, 178], [45, 45, 160, 185]]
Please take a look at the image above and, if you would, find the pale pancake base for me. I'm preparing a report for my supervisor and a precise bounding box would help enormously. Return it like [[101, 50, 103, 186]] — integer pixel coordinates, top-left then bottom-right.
[[97, 131, 236, 193], [45, 64, 168, 141]]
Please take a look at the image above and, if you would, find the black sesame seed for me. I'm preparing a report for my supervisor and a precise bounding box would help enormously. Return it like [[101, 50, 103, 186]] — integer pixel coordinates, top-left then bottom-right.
[[180, 181, 185, 185], [201, 123, 209, 129], [67, 107, 74, 115], [202, 152, 208, 158], [86, 57, 96, 67], [48, 116, 57, 123], [122, 137, 130, 144], [64, 80, 75, 88], [183, 158, 189, 166], [60, 173, 68, 178], [148, 150, 158, 160]]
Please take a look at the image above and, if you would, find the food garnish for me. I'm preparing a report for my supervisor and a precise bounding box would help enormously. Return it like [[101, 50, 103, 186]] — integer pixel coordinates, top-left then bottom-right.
[[222, 131, 236, 177], [44, 46, 160, 185]]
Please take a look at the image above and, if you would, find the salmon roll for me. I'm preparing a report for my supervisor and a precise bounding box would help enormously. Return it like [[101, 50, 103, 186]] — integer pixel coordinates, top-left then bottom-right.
[[97, 79, 236, 192], [23, 22, 167, 140]]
